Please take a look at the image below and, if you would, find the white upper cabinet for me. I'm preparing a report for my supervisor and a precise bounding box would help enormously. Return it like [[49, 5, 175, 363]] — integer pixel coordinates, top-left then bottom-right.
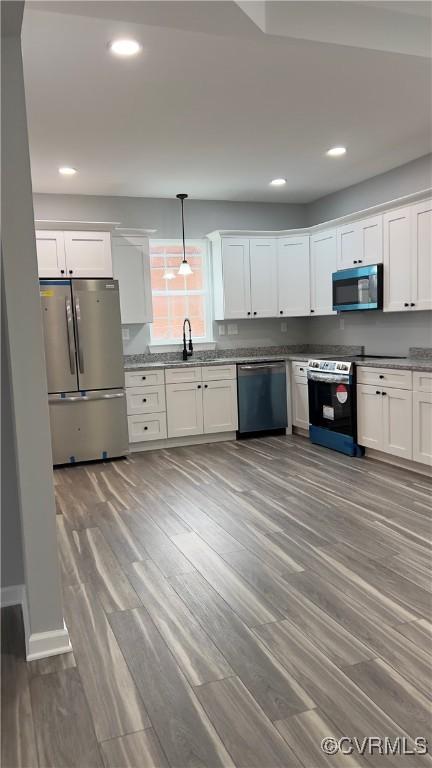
[[337, 216, 383, 270], [36, 229, 113, 279], [383, 206, 412, 312], [220, 238, 251, 319], [277, 236, 310, 316], [112, 234, 153, 325], [36, 231, 66, 277], [310, 230, 337, 316], [64, 231, 112, 278], [411, 199, 432, 312], [249, 238, 278, 318]]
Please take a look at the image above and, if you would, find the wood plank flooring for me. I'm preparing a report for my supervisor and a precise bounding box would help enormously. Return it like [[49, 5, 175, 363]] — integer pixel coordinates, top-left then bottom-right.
[[2, 435, 431, 768]]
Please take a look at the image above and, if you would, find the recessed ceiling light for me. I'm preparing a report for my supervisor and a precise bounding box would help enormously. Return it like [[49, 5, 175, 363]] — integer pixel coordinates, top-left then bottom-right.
[[270, 178, 287, 186], [109, 39, 142, 57], [58, 166, 77, 176], [326, 146, 347, 157]]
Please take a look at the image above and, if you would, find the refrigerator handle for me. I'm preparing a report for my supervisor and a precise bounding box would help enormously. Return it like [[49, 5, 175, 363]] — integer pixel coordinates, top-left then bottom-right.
[[65, 297, 76, 375], [74, 295, 85, 373]]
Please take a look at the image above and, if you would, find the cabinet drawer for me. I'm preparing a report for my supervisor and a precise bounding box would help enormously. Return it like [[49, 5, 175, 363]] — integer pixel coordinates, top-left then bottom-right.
[[202, 364, 236, 381], [125, 369, 164, 388], [165, 366, 202, 384], [292, 361, 308, 379], [126, 385, 166, 415], [413, 371, 432, 392], [128, 413, 167, 443], [356, 367, 412, 390]]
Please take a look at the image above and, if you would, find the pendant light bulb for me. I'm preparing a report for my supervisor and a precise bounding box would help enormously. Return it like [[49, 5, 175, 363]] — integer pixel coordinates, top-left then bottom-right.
[[176, 192, 193, 277]]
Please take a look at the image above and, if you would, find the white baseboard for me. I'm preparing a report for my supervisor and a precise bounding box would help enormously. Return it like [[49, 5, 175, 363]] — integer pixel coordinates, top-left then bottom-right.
[[130, 431, 236, 453], [365, 448, 432, 477], [1, 583, 72, 661]]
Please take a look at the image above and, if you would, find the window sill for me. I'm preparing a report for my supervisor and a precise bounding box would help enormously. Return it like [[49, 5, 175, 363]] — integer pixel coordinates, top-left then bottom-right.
[[148, 341, 216, 354]]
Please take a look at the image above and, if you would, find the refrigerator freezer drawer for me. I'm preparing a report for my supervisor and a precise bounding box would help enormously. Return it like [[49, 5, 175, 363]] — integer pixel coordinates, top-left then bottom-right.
[[49, 390, 128, 464]]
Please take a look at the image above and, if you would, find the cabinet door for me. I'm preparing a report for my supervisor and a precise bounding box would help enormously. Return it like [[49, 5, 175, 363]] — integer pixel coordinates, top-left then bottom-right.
[[112, 236, 152, 324], [203, 379, 238, 434], [166, 382, 203, 438], [356, 384, 382, 449], [413, 391, 432, 465], [411, 199, 432, 312], [249, 239, 278, 317], [359, 215, 383, 266], [292, 377, 309, 429], [277, 236, 310, 316], [64, 231, 112, 278], [310, 231, 337, 315], [337, 224, 359, 270], [383, 207, 411, 312], [382, 387, 412, 460], [221, 238, 251, 319], [35, 231, 66, 277]]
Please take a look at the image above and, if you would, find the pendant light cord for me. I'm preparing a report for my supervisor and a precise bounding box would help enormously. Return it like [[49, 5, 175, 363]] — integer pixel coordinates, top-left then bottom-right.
[[177, 193, 188, 263]]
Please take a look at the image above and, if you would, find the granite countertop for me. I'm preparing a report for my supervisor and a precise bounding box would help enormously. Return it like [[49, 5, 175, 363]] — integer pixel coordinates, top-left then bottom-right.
[[124, 345, 432, 373]]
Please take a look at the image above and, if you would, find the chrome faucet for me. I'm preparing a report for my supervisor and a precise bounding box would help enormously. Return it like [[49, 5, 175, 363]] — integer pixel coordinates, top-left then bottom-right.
[[182, 318, 193, 361]]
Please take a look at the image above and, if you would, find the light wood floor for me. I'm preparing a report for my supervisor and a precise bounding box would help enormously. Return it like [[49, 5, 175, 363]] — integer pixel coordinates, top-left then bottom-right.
[[2, 435, 431, 768]]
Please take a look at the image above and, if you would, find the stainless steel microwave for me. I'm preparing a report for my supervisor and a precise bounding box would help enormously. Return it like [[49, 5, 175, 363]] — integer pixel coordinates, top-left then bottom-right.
[[332, 264, 383, 312]]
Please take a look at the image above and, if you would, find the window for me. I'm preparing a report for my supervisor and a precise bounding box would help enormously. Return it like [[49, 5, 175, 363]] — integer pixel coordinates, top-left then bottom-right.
[[149, 239, 212, 344]]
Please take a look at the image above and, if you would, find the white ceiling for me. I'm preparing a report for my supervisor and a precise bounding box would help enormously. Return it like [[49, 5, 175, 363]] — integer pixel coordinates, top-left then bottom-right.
[[22, 1, 432, 202]]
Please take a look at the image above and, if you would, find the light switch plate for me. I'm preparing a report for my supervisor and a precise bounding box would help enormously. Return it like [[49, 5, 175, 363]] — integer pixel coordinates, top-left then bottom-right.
[[122, 328, 130, 341], [227, 323, 238, 335], [218, 324, 226, 336], [280, 321, 288, 332]]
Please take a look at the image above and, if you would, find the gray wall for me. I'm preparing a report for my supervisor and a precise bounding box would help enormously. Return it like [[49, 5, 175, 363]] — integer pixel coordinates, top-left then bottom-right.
[[33, 194, 306, 237], [2, 5, 65, 640], [1, 278, 24, 589], [307, 153, 432, 225], [308, 311, 432, 355]]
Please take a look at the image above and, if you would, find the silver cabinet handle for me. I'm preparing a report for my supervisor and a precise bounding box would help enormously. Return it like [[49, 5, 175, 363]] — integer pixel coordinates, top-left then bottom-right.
[[65, 297, 76, 375], [239, 363, 284, 370], [74, 295, 84, 373]]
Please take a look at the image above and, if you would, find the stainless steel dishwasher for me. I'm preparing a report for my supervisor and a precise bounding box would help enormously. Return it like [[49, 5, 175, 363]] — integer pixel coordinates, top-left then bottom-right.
[[237, 362, 288, 434]]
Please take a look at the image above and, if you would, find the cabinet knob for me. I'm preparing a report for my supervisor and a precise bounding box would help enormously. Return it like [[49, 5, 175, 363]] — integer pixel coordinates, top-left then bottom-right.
[[197, 384, 201, 389], [142, 398, 147, 402], [376, 390, 381, 395], [69, 270, 73, 274], [382, 391, 387, 396], [299, 367, 304, 372], [379, 375, 384, 379], [358, 260, 363, 264], [280, 310, 283, 315], [311, 309, 315, 313], [247, 311, 251, 316], [60, 269, 65, 274], [141, 376, 146, 380], [204, 384, 208, 388], [410, 303, 415, 307], [253, 311, 257, 316], [144, 426, 148, 430], [353, 260, 358, 264], [404, 302, 409, 307]]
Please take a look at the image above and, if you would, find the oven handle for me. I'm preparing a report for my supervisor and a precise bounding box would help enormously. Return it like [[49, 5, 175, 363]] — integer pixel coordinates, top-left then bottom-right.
[[307, 372, 351, 383]]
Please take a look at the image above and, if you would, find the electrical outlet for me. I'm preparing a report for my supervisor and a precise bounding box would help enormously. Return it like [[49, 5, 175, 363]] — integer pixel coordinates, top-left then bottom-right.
[[280, 321, 288, 332], [122, 328, 130, 341], [218, 324, 226, 336], [227, 323, 238, 336]]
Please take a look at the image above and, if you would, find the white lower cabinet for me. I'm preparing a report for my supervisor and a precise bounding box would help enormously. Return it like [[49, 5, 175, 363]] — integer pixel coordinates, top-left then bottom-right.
[[357, 379, 413, 460], [128, 414, 167, 442], [166, 382, 204, 438], [413, 391, 432, 465], [203, 380, 238, 433], [291, 364, 309, 430]]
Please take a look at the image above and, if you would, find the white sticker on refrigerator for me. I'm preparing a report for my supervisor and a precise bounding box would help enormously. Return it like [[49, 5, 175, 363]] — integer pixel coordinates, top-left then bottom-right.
[[323, 405, 334, 420]]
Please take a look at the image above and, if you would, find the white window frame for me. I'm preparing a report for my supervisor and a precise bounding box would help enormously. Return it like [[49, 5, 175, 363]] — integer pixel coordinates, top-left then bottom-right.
[[149, 238, 213, 346]]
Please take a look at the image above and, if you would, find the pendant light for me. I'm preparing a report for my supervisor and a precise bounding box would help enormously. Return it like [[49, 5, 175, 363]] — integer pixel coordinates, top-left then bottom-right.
[[176, 193, 193, 276], [163, 268, 175, 280]]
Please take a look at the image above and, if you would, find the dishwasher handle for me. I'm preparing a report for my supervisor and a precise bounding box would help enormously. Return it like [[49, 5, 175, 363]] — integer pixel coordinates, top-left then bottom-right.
[[238, 362, 284, 371]]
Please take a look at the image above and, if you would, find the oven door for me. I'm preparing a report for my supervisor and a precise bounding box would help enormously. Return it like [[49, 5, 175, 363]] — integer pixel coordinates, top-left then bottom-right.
[[307, 373, 355, 438], [332, 264, 382, 311]]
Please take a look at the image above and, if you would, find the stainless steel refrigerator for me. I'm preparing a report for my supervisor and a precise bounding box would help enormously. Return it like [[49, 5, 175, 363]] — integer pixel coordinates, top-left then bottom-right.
[[40, 278, 128, 465]]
